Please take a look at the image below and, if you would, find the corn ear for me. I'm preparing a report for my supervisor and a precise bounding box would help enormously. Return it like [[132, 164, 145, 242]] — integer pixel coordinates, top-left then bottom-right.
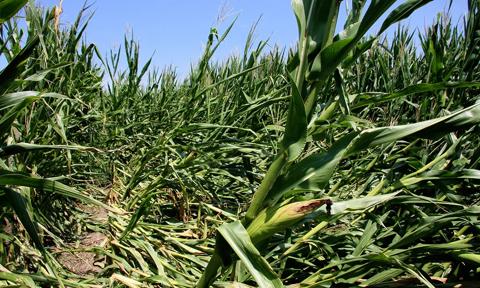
[[247, 199, 332, 244]]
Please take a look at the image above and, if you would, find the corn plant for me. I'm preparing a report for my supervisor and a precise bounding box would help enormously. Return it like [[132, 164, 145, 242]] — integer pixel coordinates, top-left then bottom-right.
[[0, 2, 111, 282], [1, 0, 479, 287], [197, 1, 480, 287]]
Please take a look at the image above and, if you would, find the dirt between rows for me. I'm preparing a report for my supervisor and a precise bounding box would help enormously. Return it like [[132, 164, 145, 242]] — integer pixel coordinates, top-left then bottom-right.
[[56, 205, 109, 275]]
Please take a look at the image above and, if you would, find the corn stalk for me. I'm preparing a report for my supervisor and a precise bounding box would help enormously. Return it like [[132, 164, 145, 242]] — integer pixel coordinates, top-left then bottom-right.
[[196, 1, 480, 287]]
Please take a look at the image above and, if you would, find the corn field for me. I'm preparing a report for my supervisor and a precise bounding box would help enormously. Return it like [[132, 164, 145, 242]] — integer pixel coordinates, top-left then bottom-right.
[[1, 0, 480, 287]]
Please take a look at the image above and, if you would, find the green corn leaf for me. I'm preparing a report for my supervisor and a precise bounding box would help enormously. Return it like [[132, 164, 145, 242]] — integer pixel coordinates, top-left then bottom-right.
[[0, 91, 67, 111], [408, 239, 473, 252], [292, 0, 339, 55], [341, 37, 376, 68], [0, 91, 41, 111], [308, 0, 397, 81], [0, 272, 36, 288], [0, 0, 28, 24], [119, 192, 158, 241], [0, 143, 99, 158], [306, 0, 339, 52], [352, 220, 377, 256], [391, 258, 435, 288], [451, 252, 480, 265], [345, 0, 367, 27], [378, 0, 433, 35], [267, 103, 480, 204], [309, 0, 434, 84], [1, 187, 44, 252], [357, 0, 396, 36], [283, 193, 399, 256], [389, 206, 480, 249], [328, 192, 400, 215], [0, 95, 39, 140], [281, 78, 307, 162], [399, 169, 480, 187], [310, 37, 353, 81], [24, 63, 72, 82], [347, 103, 480, 154], [291, 0, 307, 44], [0, 170, 115, 212], [353, 81, 480, 108], [266, 133, 356, 206], [292, 0, 340, 85], [217, 221, 284, 288], [214, 282, 255, 288], [359, 268, 404, 287], [0, 36, 40, 94], [334, 68, 350, 115]]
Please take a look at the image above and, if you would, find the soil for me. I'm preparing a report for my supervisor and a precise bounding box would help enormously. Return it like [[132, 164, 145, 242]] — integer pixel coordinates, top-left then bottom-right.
[[55, 205, 109, 275]]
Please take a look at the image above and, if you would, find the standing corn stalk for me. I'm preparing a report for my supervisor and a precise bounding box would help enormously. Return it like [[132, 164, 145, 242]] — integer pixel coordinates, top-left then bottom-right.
[[196, 0, 480, 287]]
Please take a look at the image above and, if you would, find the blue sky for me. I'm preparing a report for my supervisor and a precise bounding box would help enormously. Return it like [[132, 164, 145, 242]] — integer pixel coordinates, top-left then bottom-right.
[[35, 1, 469, 77]]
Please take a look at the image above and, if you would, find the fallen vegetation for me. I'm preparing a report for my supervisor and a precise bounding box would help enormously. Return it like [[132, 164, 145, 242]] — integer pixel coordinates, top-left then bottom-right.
[[1, 0, 480, 287]]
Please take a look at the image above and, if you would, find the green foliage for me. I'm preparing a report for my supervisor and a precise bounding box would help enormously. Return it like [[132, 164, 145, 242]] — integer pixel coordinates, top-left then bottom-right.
[[0, 0, 479, 287], [0, 0, 27, 24], [218, 221, 283, 288]]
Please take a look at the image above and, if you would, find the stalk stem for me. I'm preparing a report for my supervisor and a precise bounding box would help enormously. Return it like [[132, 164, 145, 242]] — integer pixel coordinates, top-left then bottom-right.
[[244, 152, 287, 225]]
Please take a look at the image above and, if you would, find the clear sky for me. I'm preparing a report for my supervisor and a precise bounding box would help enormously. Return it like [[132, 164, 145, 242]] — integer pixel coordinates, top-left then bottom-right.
[[34, 1, 469, 77]]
